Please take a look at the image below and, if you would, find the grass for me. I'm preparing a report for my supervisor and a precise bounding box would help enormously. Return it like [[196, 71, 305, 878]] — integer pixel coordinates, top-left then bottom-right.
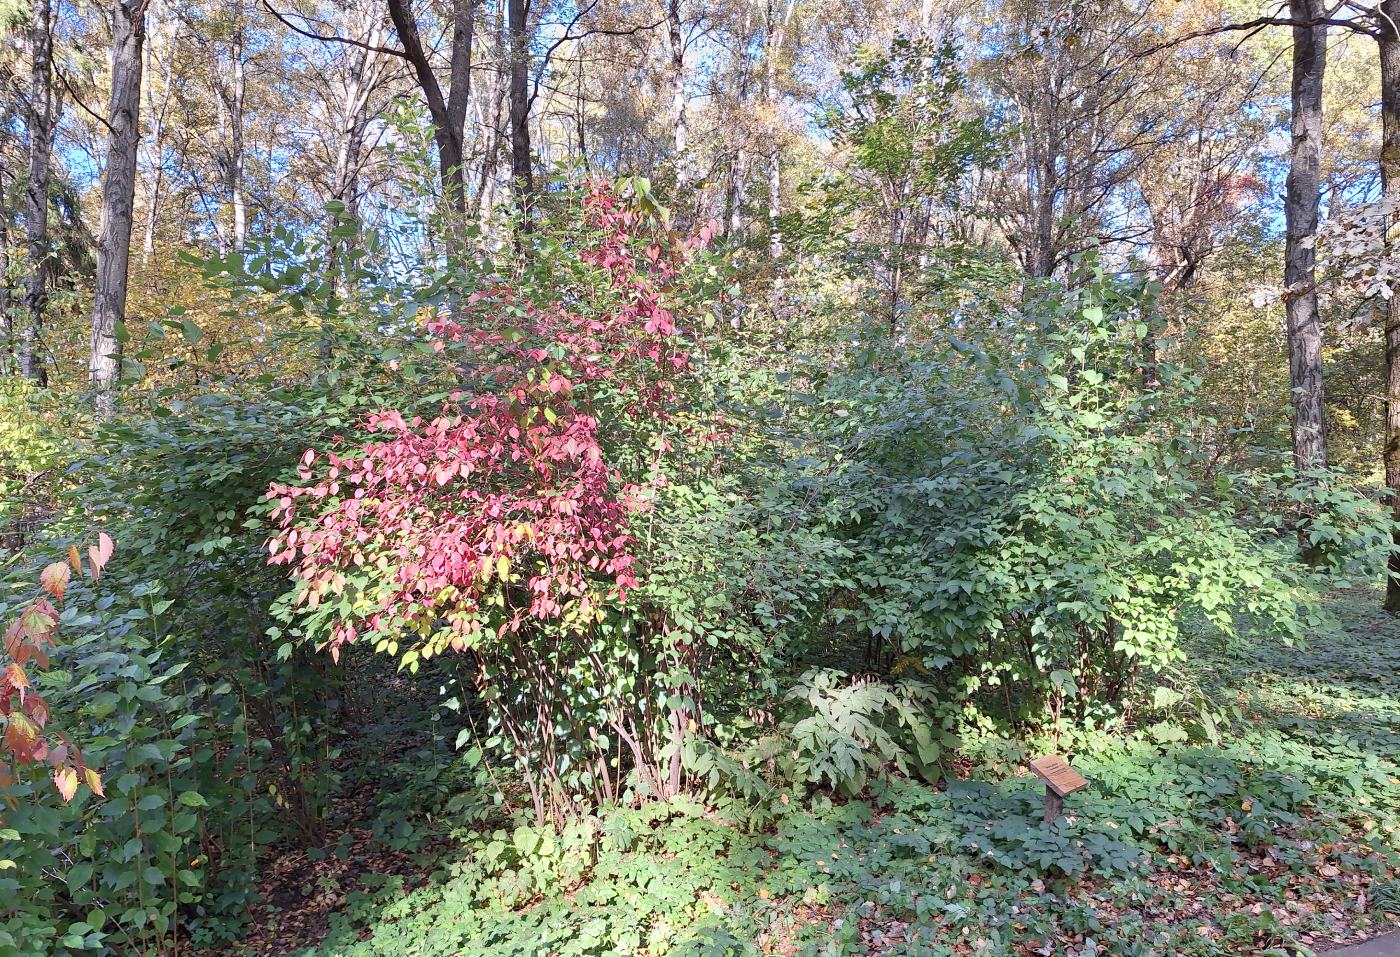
[[226, 589, 1400, 957]]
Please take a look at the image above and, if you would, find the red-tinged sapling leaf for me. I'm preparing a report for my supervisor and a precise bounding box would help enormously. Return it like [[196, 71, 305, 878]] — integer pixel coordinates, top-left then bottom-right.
[[52, 766, 77, 802], [87, 532, 114, 581], [5, 713, 38, 759], [23, 693, 49, 728], [1, 539, 113, 808], [39, 562, 71, 600], [3, 662, 28, 698], [19, 603, 56, 642]]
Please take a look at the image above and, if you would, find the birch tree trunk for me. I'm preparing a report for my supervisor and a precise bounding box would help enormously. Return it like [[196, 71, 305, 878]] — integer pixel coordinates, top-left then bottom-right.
[[140, 17, 174, 261], [22, 0, 54, 385], [722, 3, 754, 238], [1283, 0, 1329, 476], [761, 0, 790, 261], [90, 0, 149, 418], [667, 0, 688, 187], [226, 12, 248, 251], [1378, 0, 1400, 609]]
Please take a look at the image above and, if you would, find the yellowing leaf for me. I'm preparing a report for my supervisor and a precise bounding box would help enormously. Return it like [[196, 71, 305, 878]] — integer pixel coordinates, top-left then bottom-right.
[[39, 562, 71, 601], [5, 713, 37, 756], [3, 662, 29, 695], [19, 606, 55, 641], [53, 766, 78, 802], [83, 767, 104, 798]]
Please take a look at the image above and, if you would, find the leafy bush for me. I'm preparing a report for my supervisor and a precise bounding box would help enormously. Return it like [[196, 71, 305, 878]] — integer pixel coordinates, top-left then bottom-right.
[[0, 380, 74, 558], [267, 183, 757, 824], [0, 380, 408, 951], [777, 669, 953, 796], [791, 267, 1383, 730]]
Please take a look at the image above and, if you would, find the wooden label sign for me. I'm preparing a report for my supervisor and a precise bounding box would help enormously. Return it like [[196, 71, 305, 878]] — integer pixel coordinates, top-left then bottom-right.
[[1029, 754, 1089, 798]]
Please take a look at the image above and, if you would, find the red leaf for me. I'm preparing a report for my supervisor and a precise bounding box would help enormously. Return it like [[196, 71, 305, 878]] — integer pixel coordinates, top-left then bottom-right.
[[22, 693, 50, 728]]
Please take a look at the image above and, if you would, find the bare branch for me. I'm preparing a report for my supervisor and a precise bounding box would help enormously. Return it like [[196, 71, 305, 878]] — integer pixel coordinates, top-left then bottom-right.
[[528, 13, 667, 110], [1127, 7, 1379, 64], [261, 1, 411, 60]]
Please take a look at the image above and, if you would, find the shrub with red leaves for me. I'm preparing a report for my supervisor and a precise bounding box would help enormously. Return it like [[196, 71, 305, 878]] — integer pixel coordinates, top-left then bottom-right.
[[267, 183, 723, 822], [267, 185, 709, 667]]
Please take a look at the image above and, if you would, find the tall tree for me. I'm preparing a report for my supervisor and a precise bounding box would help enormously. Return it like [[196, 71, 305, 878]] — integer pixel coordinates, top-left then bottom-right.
[[761, 0, 793, 261], [666, 0, 688, 186], [385, 0, 474, 219], [979, 0, 1161, 279], [139, 13, 174, 260], [323, 4, 391, 226], [21, 0, 54, 384], [213, 0, 249, 251], [507, 0, 532, 202], [1283, 0, 1330, 476], [0, 167, 11, 372], [720, 1, 755, 237], [1377, 0, 1400, 609], [90, 0, 150, 417]]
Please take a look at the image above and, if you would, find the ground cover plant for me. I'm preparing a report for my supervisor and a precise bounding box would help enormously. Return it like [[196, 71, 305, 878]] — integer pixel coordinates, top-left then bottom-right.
[[246, 591, 1399, 957]]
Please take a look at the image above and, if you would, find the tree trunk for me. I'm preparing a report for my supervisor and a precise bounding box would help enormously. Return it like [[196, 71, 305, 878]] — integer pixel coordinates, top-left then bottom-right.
[[21, 0, 54, 386], [574, 49, 588, 165], [323, 9, 386, 361], [1283, 0, 1329, 476], [140, 17, 173, 262], [386, 0, 472, 222], [90, 0, 149, 418], [508, 0, 533, 206], [667, 0, 688, 187], [1379, 0, 1400, 610], [1, 168, 11, 373], [724, 145, 747, 236], [722, 3, 754, 239], [227, 16, 247, 251], [473, 64, 508, 224], [760, 0, 790, 261], [328, 8, 387, 261]]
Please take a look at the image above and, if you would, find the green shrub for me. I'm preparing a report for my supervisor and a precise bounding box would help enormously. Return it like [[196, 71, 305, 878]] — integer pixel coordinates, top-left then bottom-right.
[[778, 669, 954, 795], [1, 581, 209, 954], [0, 379, 74, 559], [791, 266, 1383, 731]]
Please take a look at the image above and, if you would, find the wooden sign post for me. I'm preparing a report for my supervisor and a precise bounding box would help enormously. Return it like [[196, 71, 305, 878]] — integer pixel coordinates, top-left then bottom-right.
[[1029, 754, 1089, 825]]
